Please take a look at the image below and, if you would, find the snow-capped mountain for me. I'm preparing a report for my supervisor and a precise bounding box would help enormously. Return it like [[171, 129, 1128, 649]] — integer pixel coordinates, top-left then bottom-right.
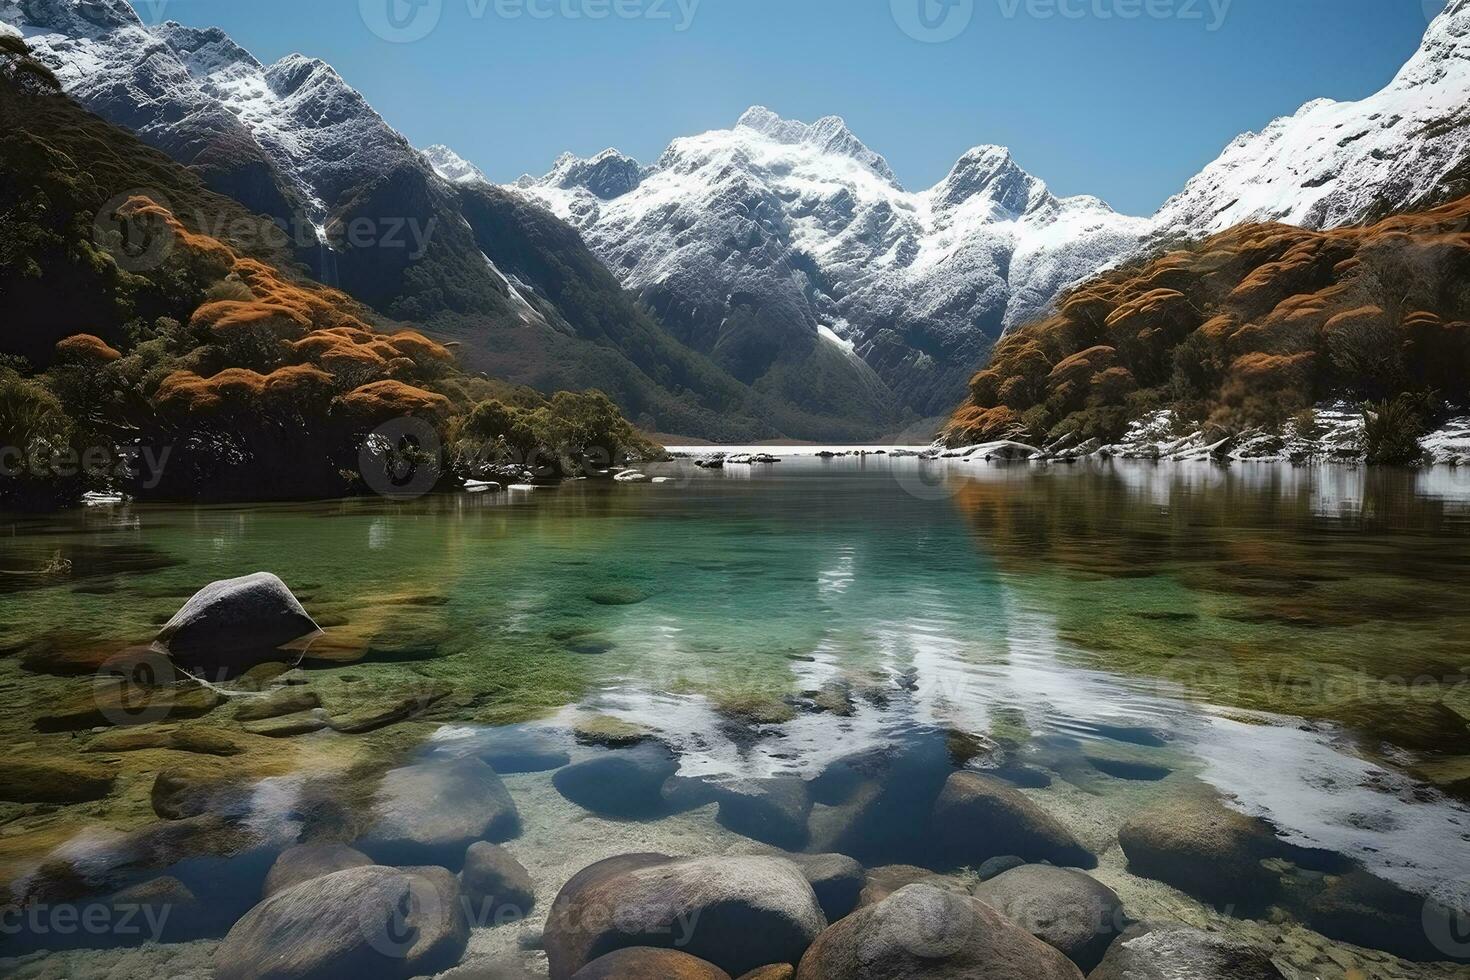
[[421, 144, 489, 186], [484, 2, 1470, 414], [10, 0, 1470, 432], [2, 0, 860, 441], [2, 0, 435, 237], [501, 107, 1148, 416], [1155, 0, 1470, 234]]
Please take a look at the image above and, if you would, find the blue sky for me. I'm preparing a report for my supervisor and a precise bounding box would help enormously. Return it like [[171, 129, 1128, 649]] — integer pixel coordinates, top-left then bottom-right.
[[134, 0, 1443, 214]]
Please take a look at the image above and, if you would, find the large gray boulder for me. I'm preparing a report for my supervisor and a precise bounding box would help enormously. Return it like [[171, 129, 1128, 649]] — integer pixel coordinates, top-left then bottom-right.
[[215, 865, 468, 980], [157, 572, 320, 664], [716, 777, 813, 850], [1087, 923, 1286, 980], [1116, 790, 1283, 907], [973, 866, 1126, 972], [795, 883, 1084, 979], [552, 743, 678, 819], [931, 773, 1095, 870], [544, 854, 827, 979], [858, 866, 972, 909], [461, 841, 536, 924], [357, 758, 520, 868], [262, 842, 373, 900], [787, 853, 864, 922]]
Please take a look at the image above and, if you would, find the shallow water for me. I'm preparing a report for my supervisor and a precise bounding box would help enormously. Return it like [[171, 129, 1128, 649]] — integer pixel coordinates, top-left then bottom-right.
[[2, 456, 1470, 973]]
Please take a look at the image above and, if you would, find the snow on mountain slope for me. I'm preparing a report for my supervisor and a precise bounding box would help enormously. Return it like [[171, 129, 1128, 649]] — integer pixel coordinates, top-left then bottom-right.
[[511, 107, 1148, 415], [2, 0, 891, 440], [1155, 0, 1470, 235], [423, 144, 489, 186]]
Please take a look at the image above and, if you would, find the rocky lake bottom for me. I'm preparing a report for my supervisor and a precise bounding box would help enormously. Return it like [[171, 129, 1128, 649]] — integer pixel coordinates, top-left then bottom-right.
[[1, 456, 1469, 978]]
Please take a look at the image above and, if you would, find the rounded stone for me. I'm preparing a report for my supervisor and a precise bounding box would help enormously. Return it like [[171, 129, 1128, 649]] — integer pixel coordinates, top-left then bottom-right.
[[571, 948, 732, 979], [795, 883, 1084, 979], [931, 772, 1095, 870], [1088, 923, 1286, 980], [461, 841, 537, 924], [544, 854, 826, 979], [262, 842, 374, 899], [216, 865, 468, 980], [972, 865, 1127, 971]]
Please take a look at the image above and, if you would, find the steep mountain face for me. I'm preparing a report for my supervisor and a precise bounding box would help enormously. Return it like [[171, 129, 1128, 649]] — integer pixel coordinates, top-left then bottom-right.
[[0, 0, 833, 440], [507, 107, 1148, 417], [497, 4, 1470, 420], [11, 0, 1469, 439], [1155, 0, 1470, 235]]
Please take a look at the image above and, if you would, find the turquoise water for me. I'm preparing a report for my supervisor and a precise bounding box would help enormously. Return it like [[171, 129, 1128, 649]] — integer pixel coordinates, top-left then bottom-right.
[[3, 457, 1470, 970]]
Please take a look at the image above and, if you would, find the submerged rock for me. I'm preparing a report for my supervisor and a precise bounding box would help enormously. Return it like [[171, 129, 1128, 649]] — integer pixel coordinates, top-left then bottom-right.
[[1117, 789, 1292, 908], [157, 572, 321, 666], [931, 772, 1095, 869], [84, 724, 243, 756], [106, 875, 214, 941], [1303, 870, 1465, 963], [552, 743, 678, 819], [973, 865, 1127, 972], [441, 725, 571, 773], [234, 687, 321, 722], [977, 855, 1025, 881], [857, 865, 972, 908], [737, 968, 794, 980], [586, 584, 651, 606], [1088, 923, 1286, 980], [151, 765, 247, 820], [0, 754, 116, 804], [544, 854, 826, 979], [571, 948, 731, 979], [795, 883, 1083, 979], [786, 853, 864, 922], [461, 841, 537, 924], [572, 715, 653, 748], [262, 842, 374, 900], [357, 758, 520, 868], [216, 865, 468, 980], [243, 710, 329, 737], [36, 677, 221, 732], [327, 686, 451, 734], [716, 777, 813, 850]]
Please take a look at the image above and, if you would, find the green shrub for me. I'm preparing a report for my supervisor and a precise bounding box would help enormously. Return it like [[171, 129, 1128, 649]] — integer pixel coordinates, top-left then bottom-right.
[[1362, 394, 1432, 466]]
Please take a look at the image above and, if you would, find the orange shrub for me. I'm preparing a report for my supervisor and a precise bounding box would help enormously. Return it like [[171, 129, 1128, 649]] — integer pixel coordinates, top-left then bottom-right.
[[154, 365, 335, 415], [54, 334, 121, 363], [336, 381, 450, 423]]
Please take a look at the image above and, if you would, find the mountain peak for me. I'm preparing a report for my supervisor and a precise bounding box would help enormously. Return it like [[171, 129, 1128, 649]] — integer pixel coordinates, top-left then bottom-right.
[[541, 147, 644, 200], [930, 144, 1051, 215], [734, 105, 898, 185], [153, 21, 261, 77], [0, 0, 140, 38], [1395, 0, 1470, 87], [422, 144, 487, 185]]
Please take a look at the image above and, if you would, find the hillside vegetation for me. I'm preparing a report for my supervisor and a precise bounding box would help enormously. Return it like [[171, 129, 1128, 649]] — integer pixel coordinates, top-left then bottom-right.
[[0, 40, 652, 509], [945, 195, 1470, 461]]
